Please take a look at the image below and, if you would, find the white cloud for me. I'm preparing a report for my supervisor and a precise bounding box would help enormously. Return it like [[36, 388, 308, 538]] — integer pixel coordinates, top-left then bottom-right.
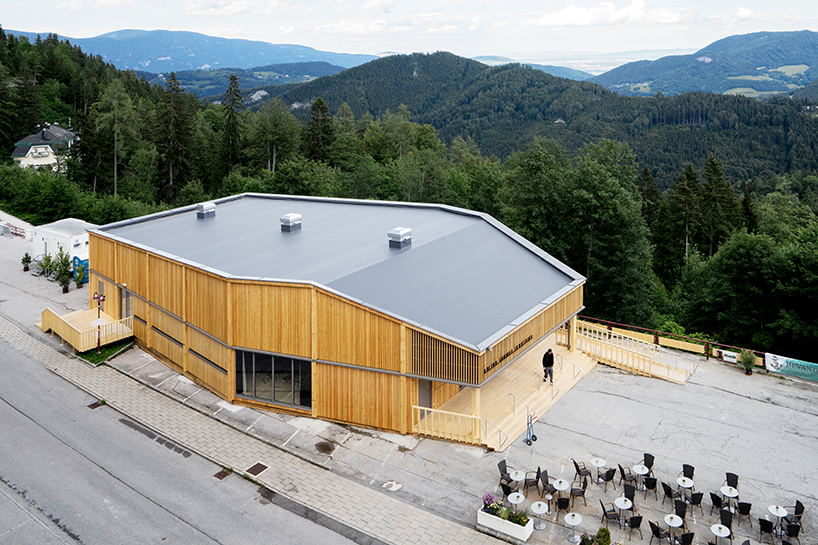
[[186, 0, 257, 16], [362, 0, 396, 12], [259, 0, 298, 15], [317, 19, 415, 36], [426, 24, 460, 35], [56, 0, 134, 10], [531, 0, 697, 27]]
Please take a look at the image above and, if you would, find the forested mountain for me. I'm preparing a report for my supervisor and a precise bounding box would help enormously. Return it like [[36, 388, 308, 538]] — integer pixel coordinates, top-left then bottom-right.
[[259, 51, 818, 189], [1, 29, 816, 361], [591, 30, 818, 97], [7, 29, 377, 72], [524, 63, 594, 81], [137, 62, 346, 99]]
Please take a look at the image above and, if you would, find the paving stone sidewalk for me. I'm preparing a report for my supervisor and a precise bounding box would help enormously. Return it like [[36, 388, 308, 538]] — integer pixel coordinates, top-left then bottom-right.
[[0, 314, 504, 545]]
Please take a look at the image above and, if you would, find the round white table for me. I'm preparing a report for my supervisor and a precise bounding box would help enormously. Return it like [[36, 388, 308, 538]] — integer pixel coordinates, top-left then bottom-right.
[[591, 457, 607, 483], [677, 476, 694, 502], [721, 486, 739, 512], [633, 464, 649, 490], [615, 496, 633, 524], [508, 492, 525, 506], [509, 469, 525, 486], [554, 479, 570, 497], [768, 505, 788, 535], [665, 514, 684, 544], [711, 523, 731, 545], [565, 512, 582, 543], [531, 500, 549, 530]]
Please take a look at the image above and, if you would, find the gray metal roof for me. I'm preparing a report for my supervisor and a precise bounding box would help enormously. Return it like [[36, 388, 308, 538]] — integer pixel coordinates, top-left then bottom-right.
[[96, 194, 584, 351], [39, 218, 98, 236]]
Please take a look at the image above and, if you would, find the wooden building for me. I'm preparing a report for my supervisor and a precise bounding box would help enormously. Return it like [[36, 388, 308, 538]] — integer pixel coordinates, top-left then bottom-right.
[[88, 194, 585, 438]]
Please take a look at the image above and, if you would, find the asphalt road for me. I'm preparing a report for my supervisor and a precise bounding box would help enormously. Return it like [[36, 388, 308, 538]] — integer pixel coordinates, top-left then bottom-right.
[[0, 339, 356, 545]]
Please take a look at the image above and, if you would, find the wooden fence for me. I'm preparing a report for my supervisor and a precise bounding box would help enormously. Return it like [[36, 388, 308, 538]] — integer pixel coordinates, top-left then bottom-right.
[[41, 308, 133, 353], [412, 406, 484, 446]]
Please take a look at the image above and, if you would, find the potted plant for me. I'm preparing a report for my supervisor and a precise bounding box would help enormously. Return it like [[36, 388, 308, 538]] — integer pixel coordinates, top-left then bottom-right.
[[739, 349, 756, 375], [21, 252, 31, 272], [55, 247, 73, 294], [477, 493, 534, 542], [580, 533, 595, 545], [74, 261, 87, 288], [595, 526, 612, 545]]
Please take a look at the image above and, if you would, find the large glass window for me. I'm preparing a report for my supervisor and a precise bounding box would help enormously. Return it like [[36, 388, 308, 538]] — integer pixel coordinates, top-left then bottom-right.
[[235, 350, 311, 409]]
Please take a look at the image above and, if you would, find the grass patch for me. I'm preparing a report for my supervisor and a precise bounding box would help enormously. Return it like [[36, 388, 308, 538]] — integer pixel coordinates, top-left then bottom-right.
[[77, 338, 134, 365], [771, 64, 809, 76]]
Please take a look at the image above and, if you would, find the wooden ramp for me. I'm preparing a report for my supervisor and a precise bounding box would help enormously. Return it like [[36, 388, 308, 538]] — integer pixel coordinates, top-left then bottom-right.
[[435, 331, 597, 452], [40, 307, 133, 353]]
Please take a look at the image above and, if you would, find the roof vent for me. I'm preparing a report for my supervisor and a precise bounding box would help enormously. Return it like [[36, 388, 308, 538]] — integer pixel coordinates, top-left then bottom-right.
[[388, 227, 412, 249], [280, 213, 302, 232], [196, 201, 216, 219]]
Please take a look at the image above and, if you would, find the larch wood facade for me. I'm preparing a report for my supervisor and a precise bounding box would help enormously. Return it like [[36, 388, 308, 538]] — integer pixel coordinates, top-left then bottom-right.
[[87, 197, 585, 439]]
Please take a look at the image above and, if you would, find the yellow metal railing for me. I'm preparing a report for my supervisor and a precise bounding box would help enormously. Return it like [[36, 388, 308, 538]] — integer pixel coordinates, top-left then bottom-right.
[[41, 308, 133, 353], [412, 405, 485, 446]]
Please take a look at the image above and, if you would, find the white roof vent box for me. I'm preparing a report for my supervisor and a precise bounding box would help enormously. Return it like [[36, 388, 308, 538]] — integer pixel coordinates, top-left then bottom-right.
[[196, 201, 216, 219], [388, 227, 412, 249], [280, 213, 302, 232]]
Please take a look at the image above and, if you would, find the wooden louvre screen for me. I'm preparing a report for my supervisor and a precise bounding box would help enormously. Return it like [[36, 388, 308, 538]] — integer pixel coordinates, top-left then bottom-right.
[[411, 330, 478, 385]]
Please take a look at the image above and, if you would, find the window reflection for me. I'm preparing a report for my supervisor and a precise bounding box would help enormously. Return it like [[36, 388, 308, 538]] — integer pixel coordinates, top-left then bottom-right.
[[235, 350, 311, 409]]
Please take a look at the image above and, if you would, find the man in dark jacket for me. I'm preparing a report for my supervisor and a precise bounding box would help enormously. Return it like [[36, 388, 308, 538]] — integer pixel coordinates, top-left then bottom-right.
[[542, 348, 554, 383]]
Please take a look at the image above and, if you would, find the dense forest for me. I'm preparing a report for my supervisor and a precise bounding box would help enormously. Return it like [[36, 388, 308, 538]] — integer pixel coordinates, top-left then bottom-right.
[[1, 29, 816, 361]]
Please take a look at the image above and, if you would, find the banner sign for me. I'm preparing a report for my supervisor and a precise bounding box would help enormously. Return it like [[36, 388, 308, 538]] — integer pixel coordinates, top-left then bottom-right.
[[765, 353, 818, 382]]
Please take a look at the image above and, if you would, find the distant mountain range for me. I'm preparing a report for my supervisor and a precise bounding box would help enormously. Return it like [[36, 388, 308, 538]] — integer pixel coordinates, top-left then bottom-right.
[[6, 29, 377, 72], [591, 30, 818, 97]]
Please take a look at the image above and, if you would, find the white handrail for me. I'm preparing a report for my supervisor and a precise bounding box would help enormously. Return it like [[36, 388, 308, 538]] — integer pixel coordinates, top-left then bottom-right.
[[482, 418, 508, 450], [508, 393, 535, 419], [556, 353, 581, 380], [533, 372, 560, 401]]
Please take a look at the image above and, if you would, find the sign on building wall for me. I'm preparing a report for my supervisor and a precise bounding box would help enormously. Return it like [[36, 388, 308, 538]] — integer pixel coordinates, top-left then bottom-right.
[[765, 353, 818, 382]]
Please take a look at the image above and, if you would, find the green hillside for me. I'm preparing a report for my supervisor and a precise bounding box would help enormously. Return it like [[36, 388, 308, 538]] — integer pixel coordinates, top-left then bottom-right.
[[592, 30, 818, 97], [262, 52, 818, 189]]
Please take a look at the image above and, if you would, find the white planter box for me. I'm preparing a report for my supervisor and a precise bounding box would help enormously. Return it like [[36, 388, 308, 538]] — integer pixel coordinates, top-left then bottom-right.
[[477, 508, 534, 543]]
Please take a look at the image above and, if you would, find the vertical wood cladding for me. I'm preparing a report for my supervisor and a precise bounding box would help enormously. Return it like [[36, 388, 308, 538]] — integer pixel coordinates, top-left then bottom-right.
[[89, 235, 116, 280], [231, 282, 312, 358], [411, 329, 479, 384], [314, 291, 402, 370], [187, 327, 231, 398], [314, 362, 401, 431], [186, 268, 228, 341], [115, 244, 147, 294], [149, 255, 185, 319]]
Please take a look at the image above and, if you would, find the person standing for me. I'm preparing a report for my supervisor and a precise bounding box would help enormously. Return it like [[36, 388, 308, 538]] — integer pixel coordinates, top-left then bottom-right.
[[542, 348, 554, 383]]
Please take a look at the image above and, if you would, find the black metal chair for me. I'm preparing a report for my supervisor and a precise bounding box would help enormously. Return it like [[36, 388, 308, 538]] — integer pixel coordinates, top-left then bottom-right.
[[785, 523, 802, 545], [571, 478, 588, 508], [759, 518, 775, 544], [573, 459, 592, 481], [679, 532, 695, 545], [675, 500, 689, 532], [556, 496, 571, 518], [736, 502, 752, 528], [643, 476, 658, 501], [641, 453, 656, 476], [662, 481, 681, 506], [524, 467, 541, 497], [783, 500, 805, 531], [649, 520, 669, 545], [619, 463, 637, 486], [690, 492, 704, 516], [710, 492, 724, 515], [601, 500, 620, 529], [500, 482, 514, 505], [624, 483, 637, 512], [681, 464, 695, 479], [725, 472, 739, 490], [625, 515, 644, 541], [602, 467, 617, 493], [540, 469, 557, 499], [498, 460, 517, 489], [720, 509, 734, 542]]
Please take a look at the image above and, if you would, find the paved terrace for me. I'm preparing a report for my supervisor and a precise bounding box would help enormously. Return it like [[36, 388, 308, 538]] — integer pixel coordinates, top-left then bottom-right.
[[1, 231, 816, 545]]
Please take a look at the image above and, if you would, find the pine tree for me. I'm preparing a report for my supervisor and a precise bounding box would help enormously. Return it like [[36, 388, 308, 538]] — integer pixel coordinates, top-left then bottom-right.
[[635, 165, 661, 226], [220, 74, 245, 177], [154, 73, 197, 201], [302, 97, 335, 163], [701, 155, 740, 256]]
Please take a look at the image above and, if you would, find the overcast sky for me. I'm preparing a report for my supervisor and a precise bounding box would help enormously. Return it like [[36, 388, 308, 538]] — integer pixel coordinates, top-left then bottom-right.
[[5, 0, 816, 62]]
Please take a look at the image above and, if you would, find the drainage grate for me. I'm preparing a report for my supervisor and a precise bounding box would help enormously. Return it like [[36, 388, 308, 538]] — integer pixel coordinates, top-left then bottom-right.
[[87, 401, 103, 410], [315, 441, 335, 454], [246, 462, 268, 476], [213, 469, 231, 480]]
